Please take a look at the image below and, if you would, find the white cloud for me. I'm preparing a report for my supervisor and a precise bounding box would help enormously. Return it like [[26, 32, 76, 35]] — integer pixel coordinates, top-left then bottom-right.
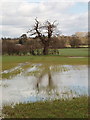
[[1, 0, 88, 37], [43, 0, 89, 2], [61, 12, 88, 34], [2, 25, 26, 38]]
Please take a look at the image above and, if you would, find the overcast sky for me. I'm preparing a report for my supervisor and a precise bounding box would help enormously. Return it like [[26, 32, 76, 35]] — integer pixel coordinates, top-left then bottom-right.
[[0, 0, 89, 38]]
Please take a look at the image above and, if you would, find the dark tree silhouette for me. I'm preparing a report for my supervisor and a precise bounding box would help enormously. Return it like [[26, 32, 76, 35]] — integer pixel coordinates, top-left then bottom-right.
[[19, 34, 27, 45], [69, 35, 81, 48], [27, 18, 60, 55]]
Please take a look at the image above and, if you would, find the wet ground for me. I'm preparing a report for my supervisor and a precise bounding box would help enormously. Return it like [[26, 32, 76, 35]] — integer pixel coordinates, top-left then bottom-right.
[[0, 63, 88, 107]]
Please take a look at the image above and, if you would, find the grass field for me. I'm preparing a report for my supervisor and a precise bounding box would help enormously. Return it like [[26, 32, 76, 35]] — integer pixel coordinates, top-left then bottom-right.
[[2, 56, 88, 70], [2, 48, 88, 70], [2, 96, 88, 118], [58, 48, 88, 57], [1, 48, 89, 118]]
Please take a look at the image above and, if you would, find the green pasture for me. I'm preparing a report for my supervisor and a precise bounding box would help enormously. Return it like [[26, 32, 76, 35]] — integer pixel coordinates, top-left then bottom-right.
[[2, 96, 88, 118], [58, 48, 88, 57], [2, 56, 88, 70], [1, 48, 89, 118], [2, 48, 89, 70]]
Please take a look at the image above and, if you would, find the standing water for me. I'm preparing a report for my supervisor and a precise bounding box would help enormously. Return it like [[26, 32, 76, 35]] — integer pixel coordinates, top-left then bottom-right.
[[0, 63, 88, 107]]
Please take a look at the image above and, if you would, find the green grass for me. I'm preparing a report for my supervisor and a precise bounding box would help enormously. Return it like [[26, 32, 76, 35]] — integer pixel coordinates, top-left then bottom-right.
[[2, 48, 88, 79], [2, 96, 88, 118], [2, 56, 88, 70], [58, 48, 88, 57], [1, 48, 89, 118], [2, 70, 22, 79], [2, 48, 89, 71], [2, 48, 88, 78]]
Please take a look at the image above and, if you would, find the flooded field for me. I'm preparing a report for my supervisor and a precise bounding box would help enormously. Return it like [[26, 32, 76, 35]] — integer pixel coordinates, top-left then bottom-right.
[[0, 63, 88, 107]]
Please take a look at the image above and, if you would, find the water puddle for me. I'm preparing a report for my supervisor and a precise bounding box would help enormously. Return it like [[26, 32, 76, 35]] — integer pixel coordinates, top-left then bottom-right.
[[0, 63, 88, 107], [1, 62, 30, 74], [68, 57, 86, 58]]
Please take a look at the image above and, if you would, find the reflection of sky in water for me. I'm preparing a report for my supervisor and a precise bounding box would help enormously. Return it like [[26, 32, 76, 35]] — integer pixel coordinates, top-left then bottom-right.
[[0, 64, 88, 106]]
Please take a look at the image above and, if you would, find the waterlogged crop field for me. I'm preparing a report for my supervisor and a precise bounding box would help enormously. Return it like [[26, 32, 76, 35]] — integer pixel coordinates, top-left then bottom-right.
[[1, 48, 89, 118]]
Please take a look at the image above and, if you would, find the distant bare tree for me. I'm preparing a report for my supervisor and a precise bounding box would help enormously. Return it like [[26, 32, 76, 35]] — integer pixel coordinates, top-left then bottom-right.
[[69, 35, 81, 48], [19, 34, 27, 45], [27, 18, 60, 55]]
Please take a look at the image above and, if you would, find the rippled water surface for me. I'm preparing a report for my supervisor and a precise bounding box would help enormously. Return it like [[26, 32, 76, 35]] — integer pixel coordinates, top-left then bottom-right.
[[0, 63, 88, 106]]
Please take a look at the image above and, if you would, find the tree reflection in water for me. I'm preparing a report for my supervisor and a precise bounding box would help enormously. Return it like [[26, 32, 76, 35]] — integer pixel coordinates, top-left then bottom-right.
[[35, 64, 59, 96]]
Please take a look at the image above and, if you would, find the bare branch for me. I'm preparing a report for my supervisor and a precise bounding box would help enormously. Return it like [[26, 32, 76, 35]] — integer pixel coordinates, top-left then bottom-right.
[[53, 20, 57, 25], [29, 32, 37, 36], [27, 19, 60, 55]]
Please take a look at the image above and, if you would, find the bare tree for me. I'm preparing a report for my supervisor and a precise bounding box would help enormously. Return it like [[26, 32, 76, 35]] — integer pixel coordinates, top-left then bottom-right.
[[27, 18, 60, 55], [19, 34, 27, 45], [69, 35, 81, 48]]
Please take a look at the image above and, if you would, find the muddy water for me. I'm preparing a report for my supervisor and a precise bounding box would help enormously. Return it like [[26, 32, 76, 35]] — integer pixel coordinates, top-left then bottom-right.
[[0, 63, 88, 106]]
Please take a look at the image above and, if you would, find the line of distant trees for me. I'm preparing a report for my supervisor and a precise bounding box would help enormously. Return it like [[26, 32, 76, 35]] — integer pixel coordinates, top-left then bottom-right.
[[1, 19, 90, 56], [2, 33, 89, 56]]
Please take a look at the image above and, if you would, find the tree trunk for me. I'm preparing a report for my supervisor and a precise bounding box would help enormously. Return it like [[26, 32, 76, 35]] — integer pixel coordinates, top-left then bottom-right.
[[48, 72, 52, 87], [43, 45, 49, 55]]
